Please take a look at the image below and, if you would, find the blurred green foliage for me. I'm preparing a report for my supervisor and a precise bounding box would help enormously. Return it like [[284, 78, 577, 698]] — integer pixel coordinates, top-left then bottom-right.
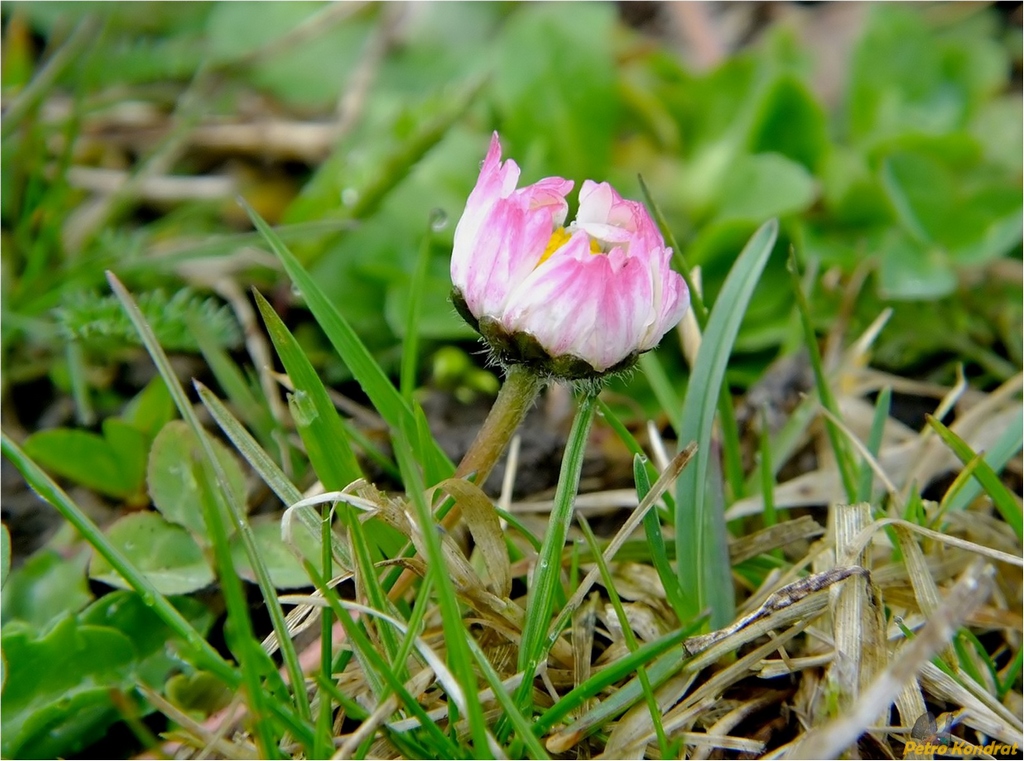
[[1, 5, 1020, 756], [2, 3, 1019, 401]]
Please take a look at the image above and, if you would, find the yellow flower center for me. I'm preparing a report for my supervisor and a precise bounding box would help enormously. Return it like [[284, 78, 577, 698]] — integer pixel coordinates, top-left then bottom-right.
[[538, 227, 601, 266]]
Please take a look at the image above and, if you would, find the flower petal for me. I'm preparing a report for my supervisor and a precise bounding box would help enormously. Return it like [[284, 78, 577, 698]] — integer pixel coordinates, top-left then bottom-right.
[[452, 134, 572, 317], [504, 233, 655, 371]]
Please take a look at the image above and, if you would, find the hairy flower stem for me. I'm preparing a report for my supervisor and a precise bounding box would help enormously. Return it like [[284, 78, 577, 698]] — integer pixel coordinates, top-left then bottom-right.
[[387, 364, 544, 602], [439, 364, 544, 532], [455, 363, 545, 481]]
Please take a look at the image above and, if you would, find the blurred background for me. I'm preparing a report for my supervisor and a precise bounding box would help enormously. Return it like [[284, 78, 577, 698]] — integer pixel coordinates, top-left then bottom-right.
[[2, 0, 1022, 551], [1, 5, 1022, 757]]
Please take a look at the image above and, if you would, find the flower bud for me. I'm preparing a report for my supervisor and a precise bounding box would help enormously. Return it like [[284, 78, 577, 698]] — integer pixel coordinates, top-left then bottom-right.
[[451, 133, 688, 380]]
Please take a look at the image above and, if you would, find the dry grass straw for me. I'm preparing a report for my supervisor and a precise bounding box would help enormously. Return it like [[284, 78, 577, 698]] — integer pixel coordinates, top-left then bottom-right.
[[168, 325, 1020, 760]]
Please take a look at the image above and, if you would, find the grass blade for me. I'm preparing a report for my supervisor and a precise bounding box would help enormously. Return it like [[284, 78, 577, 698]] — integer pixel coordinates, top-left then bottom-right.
[[857, 386, 891, 503], [254, 289, 363, 490], [464, 639, 550, 760], [195, 381, 352, 568], [107, 272, 305, 748], [634, 455, 687, 621], [516, 391, 600, 709], [532, 626, 696, 738], [943, 410, 1023, 516], [675, 219, 778, 628], [241, 199, 454, 480], [926, 414, 1023, 539], [577, 514, 670, 758], [787, 249, 859, 500], [393, 425, 494, 756]]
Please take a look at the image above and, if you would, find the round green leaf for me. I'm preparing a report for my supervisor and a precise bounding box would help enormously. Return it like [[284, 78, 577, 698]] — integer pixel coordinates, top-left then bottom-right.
[[148, 420, 247, 537], [1, 617, 137, 759], [22, 429, 132, 499], [89, 512, 214, 595], [1, 549, 93, 629], [715, 153, 817, 223], [230, 515, 319, 590]]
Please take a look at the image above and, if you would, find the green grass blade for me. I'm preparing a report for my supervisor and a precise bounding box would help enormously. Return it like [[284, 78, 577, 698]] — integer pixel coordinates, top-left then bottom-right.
[[675, 219, 778, 628], [254, 289, 363, 490], [392, 428, 493, 756], [235, 314, 404, 692], [943, 411, 1023, 516], [195, 380, 352, 568], [241, 199, 454, 479], [998, 645, 1023, 700], [926, 414, 1023, 539], [517, 392, 600, 708], [464, 638, 550, 760], [193, 319, 276, 444], [787, 250, 858, 501], [577, 515, 670, 758], [634, 455, 687, 621], [533, 625, 699, 739], [343, 507, 403, 675], [107, 273, 307, 745], [857, 386, 891, 503], [303, 561, 466, 759], [196, 381, 302, 506]]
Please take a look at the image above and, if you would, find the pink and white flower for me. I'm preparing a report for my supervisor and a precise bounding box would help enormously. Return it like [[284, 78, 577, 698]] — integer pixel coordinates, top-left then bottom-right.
[[451, 133, 688, 379]]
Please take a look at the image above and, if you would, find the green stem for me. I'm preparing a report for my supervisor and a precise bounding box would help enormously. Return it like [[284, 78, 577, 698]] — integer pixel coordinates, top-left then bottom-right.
[[514, 391, 599, 713], [454, 363, 545, 484], [382, 363, 544, 601]]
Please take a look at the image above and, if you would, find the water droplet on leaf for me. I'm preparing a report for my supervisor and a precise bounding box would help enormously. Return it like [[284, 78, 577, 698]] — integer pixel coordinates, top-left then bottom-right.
[[429, 208, 449, 231]]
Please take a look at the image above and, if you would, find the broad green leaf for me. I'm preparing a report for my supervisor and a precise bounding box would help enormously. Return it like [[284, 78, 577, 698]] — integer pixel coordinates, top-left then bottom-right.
[[748, 75, 829, 172], [847, 6, 958, 141], [881, 152, 955, 244], [970, 96, 1024, 172], [0, 433, 248, 711], [676, 219, 779, 629], [230, 516, 320, 590], [877, 231, 957, 301], [121, 376, 175, 438], [820, 148, 892, 226], [1, 549, 92, 629], [79, 590, 215, 687], [89, 512, 215, 595], [102, 418, 148, 493], [714, 153, 816, 223], [148, 420, 247, 537], [0, 616, 136, 759], [23, 428, 138, 500]]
